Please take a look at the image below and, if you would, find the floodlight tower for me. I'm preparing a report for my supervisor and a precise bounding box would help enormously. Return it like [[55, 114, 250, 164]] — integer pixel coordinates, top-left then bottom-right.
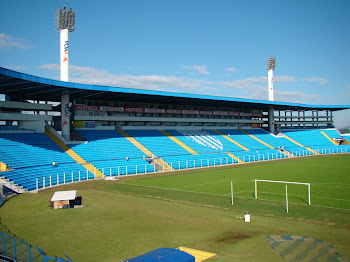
[[56, 6, 75, 141], [56, 6, 75, 82], [267, 56, 276, 101], [267, 56, 276, 134]]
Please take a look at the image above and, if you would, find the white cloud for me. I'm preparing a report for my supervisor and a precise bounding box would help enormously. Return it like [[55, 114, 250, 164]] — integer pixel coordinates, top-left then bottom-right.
[[274, 75, 296, 83], [274, 90, 321, 103], [302, 77, 328, 85], [182, 65, 209, 75], [225, 67, 236, 72], [249, 88, 321, 103], [219, 77, 266, 90], [40, 64, 203, 91], [0, 33, 33, 49], [39, 64, 324, 104], [218, 75, 296, 91], [4, 65, 23, 70], [39, 64, 60, 70]]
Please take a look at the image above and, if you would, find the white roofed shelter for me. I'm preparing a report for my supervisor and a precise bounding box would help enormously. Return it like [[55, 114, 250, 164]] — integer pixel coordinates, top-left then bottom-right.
[[51, 190, 77, 209]]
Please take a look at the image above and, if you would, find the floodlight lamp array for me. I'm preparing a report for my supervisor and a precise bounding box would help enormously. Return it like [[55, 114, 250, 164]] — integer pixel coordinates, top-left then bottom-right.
[[267, 56, 276, 70], [56, 6, 75, 32]]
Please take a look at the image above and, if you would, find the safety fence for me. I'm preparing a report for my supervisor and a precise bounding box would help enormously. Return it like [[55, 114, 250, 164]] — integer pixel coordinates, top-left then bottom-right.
[[0, 230, 72, 262], [35, 146, 350, 192]]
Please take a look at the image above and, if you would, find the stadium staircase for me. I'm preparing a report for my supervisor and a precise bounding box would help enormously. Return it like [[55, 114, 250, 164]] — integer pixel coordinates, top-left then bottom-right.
[[239, 129, 290, 157], [342, 139, 349, 145], [117, 129, 173, 171], [213, 130, 249, 151], [45, 128, 104, 178], [281, 133, 319, 155], [225, 152, 243, 163], [320, 130, 339, 145], [0, 161, 12, 172], [0, 176, 27, 193], [212, 130, 245, 163]]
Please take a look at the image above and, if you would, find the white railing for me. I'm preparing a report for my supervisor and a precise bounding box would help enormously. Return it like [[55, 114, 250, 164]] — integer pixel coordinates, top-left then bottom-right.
[[34, 146, 350, 191], [36, 169, 94, 192]]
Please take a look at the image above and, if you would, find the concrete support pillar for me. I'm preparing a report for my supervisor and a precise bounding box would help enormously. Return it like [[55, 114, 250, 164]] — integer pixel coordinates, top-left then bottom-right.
[[61, 93, 70, 141], [268, 106, 275, 134]]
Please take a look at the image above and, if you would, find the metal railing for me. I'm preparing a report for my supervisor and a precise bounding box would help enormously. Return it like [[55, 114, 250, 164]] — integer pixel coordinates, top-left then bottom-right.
[[0, 230, 72, 262]]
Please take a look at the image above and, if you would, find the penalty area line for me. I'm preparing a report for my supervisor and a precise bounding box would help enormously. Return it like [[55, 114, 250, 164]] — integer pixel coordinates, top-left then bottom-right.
[[123, 182, 230, 198]]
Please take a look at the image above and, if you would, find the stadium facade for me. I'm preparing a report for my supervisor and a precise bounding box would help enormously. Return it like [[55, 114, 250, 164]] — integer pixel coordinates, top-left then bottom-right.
[[0, 66, 350, 194], [1, 67, 349, 137]]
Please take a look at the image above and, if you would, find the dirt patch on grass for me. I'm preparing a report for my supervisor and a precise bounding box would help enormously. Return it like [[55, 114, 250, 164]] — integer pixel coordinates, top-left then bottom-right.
[[211, 231, 256, 244]]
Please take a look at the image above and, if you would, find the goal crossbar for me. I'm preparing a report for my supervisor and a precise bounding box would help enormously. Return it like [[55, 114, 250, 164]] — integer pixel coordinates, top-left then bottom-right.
[[254, 179, 311, 206]]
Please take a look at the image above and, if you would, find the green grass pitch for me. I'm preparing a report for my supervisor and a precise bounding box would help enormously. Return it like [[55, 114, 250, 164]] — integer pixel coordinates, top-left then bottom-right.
[[0, 154, 349, 261], [125, 154, 350, 209]]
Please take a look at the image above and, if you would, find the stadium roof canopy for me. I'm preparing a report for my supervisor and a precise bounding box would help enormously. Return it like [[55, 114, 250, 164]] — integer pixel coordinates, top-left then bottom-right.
[[1, 67, 349, 111]]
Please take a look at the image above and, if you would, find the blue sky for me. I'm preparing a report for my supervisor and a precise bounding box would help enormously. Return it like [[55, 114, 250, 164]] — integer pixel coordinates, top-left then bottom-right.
[[1, 0, 349, 128]]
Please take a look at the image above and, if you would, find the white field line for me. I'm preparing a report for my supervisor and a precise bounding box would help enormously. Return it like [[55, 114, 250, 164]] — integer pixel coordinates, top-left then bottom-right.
[[309, 196, 350, 202], [176, 178, 252, 189], [255, 190, 350, 202], [124, 182, 229, 197], [124, 182, 350, 210], [249, 195, 350, 211], [230, 190, 251, 195], [312, 184, 350, 189], [276, 163, 350, 169], [177, 179, 232, 189]]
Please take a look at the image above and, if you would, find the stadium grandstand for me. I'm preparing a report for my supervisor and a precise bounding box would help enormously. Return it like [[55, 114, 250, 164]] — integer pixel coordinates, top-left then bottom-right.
[[0, 66, 350, 194]]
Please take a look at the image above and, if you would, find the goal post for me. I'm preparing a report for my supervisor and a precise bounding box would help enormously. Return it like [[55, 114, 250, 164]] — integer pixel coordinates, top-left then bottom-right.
[[254, 179, 311, 206], [231, 181, 234, 205]]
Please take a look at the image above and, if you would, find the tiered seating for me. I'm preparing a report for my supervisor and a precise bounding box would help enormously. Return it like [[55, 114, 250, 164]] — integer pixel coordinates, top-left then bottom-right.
[[283, 129, 337, 150], [281, 129, 350, 156], [0, 132, 86, 191], [71, 130, 154, 175], [243, 128, 303, 153], [217, 129, 283, 159], [126, 130, 235, 169], [164, 129, 280, 164], [166, 129, 223, 154], [321, 129, 342, 140], [126, 130, 190, 157], [2, 127, 348, 192]]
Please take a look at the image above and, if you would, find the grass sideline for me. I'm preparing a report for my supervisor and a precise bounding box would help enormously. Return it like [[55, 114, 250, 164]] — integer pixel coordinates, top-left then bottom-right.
[[0, 154, 349, 261]]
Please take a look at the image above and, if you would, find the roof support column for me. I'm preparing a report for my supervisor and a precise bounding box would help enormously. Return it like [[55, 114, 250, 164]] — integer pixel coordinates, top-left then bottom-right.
[[61, 93, 70, 141], [268, 106, 275, 134]]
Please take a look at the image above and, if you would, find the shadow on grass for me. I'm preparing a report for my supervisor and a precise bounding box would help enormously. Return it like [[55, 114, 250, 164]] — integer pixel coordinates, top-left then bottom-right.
[[253, 192, 308, 205]]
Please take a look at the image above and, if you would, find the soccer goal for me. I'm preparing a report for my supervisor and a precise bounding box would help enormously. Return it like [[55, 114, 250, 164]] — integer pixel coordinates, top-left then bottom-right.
[[253, 179, 311, 213]]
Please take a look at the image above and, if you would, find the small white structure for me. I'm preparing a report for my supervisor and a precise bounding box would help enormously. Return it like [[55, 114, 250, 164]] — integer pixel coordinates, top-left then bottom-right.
[[51, 190, 77, 209], [244, 213, 251, 222]]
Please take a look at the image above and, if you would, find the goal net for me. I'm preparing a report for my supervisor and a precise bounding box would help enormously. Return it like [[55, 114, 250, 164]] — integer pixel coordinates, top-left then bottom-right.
[[253, 179, 311, 212]]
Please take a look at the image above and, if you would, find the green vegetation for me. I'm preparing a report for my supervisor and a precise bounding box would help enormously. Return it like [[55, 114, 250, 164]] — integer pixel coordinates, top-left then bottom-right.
[[0, 155, 349, 261]]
